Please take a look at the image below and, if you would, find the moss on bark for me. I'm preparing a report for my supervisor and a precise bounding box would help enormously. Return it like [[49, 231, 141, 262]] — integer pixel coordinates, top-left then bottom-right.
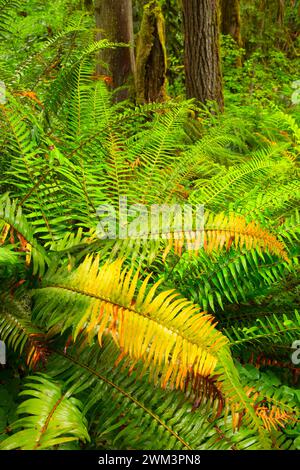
[[135, 1, 167, 104]]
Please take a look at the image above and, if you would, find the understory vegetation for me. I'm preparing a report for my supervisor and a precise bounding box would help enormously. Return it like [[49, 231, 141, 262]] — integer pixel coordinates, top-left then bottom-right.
[[0, 0, 299, 451]]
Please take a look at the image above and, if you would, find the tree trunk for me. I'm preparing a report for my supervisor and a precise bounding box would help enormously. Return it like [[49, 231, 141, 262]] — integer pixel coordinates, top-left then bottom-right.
[[258, 0, 266, 41], [276, 0, 285, 48], [94, 0, 135, 101], [84, 0, 93, 11], [277, 0, 285, 27], [182, 0, 224, 111], [135, 1, 167, 103], [221, 0, 242, 47]]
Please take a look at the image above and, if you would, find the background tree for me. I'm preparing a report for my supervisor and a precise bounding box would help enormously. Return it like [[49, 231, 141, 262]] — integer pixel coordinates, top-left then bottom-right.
[[94, 0, 135, 100], [221, 0, 242, 47], [241, 0, 299, 55], [277, 0, 285, 27], [182, 0, 224, 111]]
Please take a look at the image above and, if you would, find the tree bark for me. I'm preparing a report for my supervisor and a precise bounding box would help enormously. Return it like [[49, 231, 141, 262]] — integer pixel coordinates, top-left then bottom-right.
[[221, 0, 242, 47], [135, 1, 167, 103], [182, 0, 224, 111], [94, 0, 135, 101]]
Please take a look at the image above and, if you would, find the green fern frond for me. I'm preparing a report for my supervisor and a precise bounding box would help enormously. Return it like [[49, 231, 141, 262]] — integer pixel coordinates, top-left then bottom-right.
[[46, 341, 266, 450], [44, 39, 125, 118], [0, 295, 49, 368], [189, 147, 294, 211], [0, 374, 90, 450], [232, 180, 300, 221], [167, 248, 294, 312], [278, 209, 300, 244], [226, 310, 300, 351], [0, 196, 48, 274], [0, 0, 20, 39], [13, 19, 88, 86], [0, 245, 20, 268]]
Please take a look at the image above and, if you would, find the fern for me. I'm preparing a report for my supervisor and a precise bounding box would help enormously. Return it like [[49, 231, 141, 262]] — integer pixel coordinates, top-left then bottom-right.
[[167, 249, 294, 311], [0, 17, 299, 450], [0, 196, 48, 274], [33, 257, 227, 404], [162, 211, 288, 262], [0, 374, 90, 450], [0, 293, 52, 369], [226, 310, 300, 351], [45, 340, 267, 450], [0, 0, 20, 39]]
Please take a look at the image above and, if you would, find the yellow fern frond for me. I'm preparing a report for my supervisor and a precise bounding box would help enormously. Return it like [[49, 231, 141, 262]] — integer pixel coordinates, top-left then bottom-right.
[[37, 256, 274, 442], [41, 256, 228, 410], [76, 257, 226, 386], [162, 212, 288, 261]]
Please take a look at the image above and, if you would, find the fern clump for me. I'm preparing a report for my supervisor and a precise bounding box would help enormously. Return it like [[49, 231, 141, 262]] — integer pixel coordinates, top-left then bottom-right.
[[0, 0, 299, 452]]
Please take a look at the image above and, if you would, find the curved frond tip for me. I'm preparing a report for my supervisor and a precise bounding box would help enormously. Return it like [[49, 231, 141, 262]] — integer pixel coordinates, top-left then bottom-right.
[[163, 212, 289, 261]]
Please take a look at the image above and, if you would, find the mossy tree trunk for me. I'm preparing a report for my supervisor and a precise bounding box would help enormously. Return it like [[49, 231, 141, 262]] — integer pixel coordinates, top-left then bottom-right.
[[135, 1, 167, 104], [94, 0, 135, 101], [182, 0, 224, 111]]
